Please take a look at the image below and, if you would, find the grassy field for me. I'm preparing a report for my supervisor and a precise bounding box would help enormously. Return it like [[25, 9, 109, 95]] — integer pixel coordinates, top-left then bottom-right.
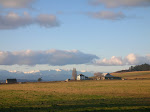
[[111, 71, 150, 79], [0, 80, 150, 112]]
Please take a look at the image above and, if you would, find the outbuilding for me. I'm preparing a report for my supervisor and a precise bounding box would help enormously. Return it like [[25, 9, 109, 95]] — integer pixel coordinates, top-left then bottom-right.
[[96, 73, 122, 80], [105, 73, 122, 80], [6, 79, 17, 84]]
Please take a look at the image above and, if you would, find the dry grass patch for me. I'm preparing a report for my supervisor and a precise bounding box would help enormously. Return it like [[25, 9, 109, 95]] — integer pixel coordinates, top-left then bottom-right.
[[111, 71, 150, 79], [0, 80, 150, 112]]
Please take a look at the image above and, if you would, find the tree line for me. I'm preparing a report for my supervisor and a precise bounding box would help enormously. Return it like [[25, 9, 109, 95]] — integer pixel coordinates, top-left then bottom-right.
[[116, 63, 150, 73]]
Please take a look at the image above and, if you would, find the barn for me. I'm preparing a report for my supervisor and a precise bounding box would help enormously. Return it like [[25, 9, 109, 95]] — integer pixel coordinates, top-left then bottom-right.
[[6, 79, 17, 84], [105, 73, 122, 80], [96, 73, 121, 80]]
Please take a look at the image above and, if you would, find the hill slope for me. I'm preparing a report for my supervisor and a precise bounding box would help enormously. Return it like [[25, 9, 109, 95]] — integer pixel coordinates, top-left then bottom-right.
[[111, 71, 150, 79]]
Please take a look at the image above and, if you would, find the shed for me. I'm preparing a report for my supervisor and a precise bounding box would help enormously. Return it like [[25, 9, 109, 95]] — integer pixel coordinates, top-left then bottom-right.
[[6, 79, 17, 84], [65, 79, 70, 82]]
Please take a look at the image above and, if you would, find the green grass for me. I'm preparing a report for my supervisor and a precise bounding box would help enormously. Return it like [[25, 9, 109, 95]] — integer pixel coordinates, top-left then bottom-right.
[[0, 80, 150, 112]]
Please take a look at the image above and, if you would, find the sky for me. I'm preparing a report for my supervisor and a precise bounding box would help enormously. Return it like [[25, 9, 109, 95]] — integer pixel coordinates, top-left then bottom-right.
[[0, 0, 150, 73]]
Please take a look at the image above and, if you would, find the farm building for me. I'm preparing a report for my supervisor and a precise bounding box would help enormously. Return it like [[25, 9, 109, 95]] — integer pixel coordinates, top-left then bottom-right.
[[77, 74, 88, 80], [97, 76, 105, 80], [96, 73, 121, 80], [65, 79, 70, 82], [105, 73, 122, 80], [6, 79, 17, 84]]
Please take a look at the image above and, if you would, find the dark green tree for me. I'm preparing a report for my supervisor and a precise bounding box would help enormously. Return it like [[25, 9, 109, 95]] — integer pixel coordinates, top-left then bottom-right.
[[129, 63, 150, 71], [38, 77, 42, 82]]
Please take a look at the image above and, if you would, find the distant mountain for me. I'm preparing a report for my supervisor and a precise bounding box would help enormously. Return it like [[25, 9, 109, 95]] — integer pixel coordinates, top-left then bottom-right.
[[0, 69, 93, 82]]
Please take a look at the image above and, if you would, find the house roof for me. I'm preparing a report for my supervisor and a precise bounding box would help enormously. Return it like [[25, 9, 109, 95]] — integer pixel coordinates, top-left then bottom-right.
[[6, 79, 17, 82], [78, 74, 84, 76], [105, 73, 115, 78], [6, 79, 17, 81]]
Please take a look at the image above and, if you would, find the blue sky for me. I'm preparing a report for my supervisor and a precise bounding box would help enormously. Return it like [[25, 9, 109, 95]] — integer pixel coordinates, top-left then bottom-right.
[[0, 0, 150, 73]]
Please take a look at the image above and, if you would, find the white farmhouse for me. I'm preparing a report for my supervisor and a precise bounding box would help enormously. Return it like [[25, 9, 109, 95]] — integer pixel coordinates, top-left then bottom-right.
[[77, 74, 88, 80]]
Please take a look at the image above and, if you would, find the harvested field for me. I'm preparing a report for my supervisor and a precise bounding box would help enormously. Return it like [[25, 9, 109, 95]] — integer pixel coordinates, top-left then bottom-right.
[[0, 80, 150, 112]]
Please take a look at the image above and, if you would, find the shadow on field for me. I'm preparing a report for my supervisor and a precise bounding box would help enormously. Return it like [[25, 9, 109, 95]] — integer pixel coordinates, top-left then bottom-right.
[[0, 107, 150, 112], [0, 98, 150, 112], [0, 106, 150, 112]]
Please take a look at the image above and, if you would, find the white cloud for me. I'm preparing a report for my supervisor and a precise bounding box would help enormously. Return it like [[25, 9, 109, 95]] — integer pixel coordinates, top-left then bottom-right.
[[0, 12, 59, 29], [0, 0, 35, 9], [94, 56, 123, 66], [87, 11, 126, 20], [94, 53, 150, 66], [125, 53, 150, 65], [89, 0, 150, 8], [125, 53, 137, 65], [0, 49, 99, 65]]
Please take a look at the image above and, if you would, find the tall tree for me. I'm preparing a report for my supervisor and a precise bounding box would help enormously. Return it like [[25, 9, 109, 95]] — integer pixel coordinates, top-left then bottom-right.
[[72, 68, 77, 80]]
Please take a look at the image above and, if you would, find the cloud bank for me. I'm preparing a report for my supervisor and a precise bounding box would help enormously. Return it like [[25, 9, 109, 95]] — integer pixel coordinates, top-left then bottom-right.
[[87, 11, 126, 20], [0, 49, 99, 65], [0, 50, 149, 66], [94, 53, 150, 66], [94, 56, 123, 66], [0, 0, 35, 9], [0, 12, 59, 29], [89, 0, 150, 8]]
